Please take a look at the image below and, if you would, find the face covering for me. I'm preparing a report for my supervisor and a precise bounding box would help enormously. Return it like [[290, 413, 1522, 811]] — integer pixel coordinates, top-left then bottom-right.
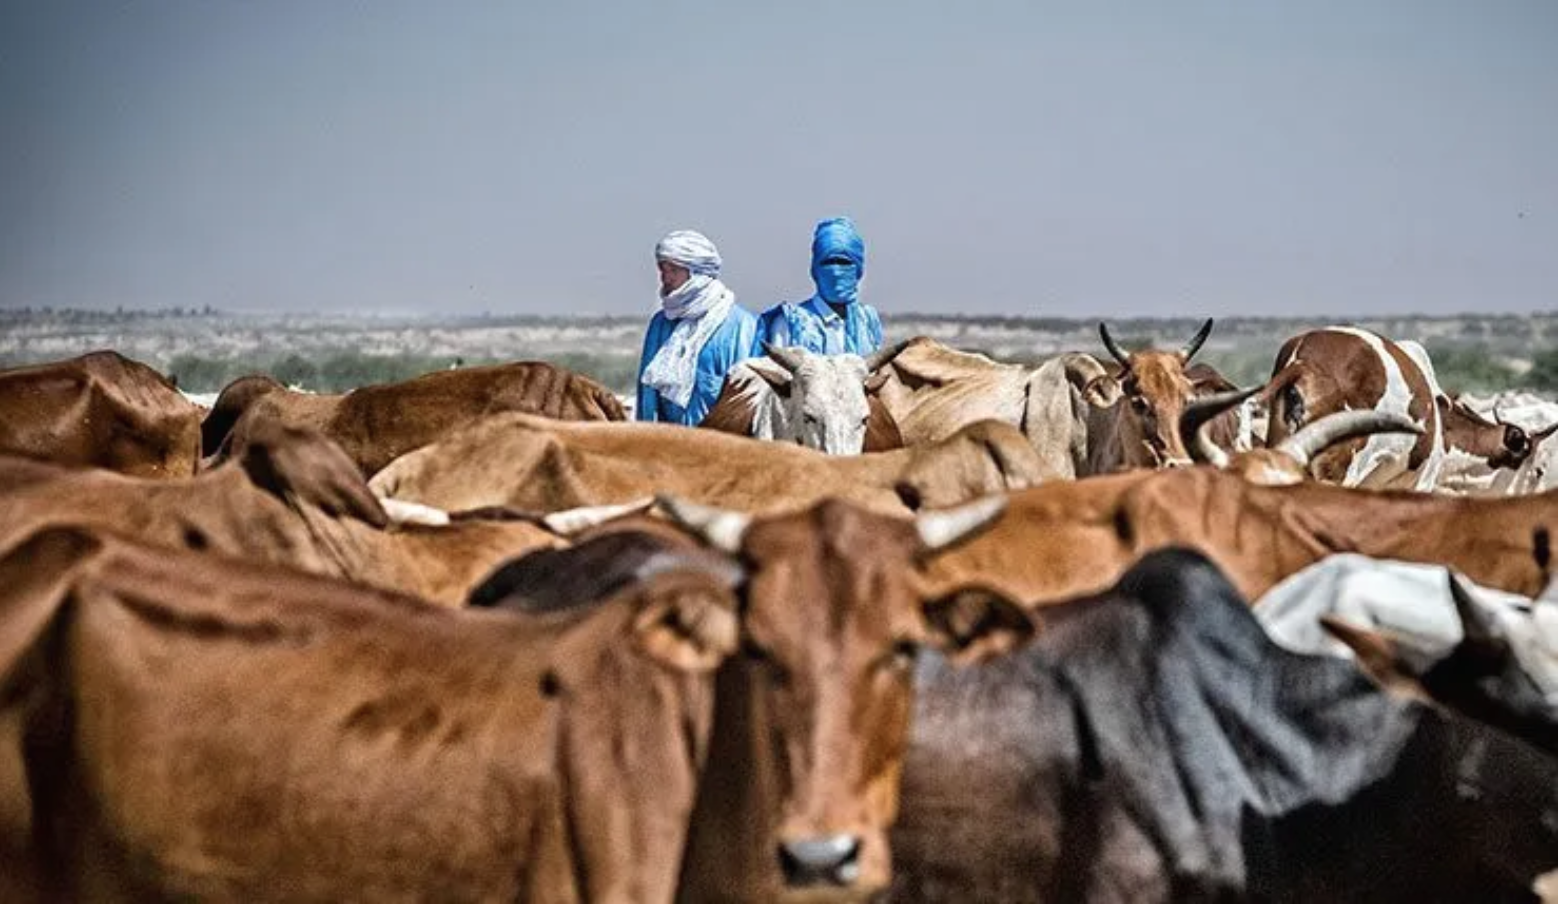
[[813, 262, 861, 307], [659, 273, 716, 321]]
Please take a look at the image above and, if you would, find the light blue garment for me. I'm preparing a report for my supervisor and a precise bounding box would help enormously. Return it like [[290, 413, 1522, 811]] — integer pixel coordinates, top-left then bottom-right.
[[636, 304, 758, 426], [755, 215, 883, 356], [756, 295, 883, 356]]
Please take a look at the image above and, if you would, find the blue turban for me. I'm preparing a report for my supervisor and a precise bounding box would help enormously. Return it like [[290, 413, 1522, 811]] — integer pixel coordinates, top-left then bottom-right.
[[811, 217, 865, 306], [811, 217, 865, 273]]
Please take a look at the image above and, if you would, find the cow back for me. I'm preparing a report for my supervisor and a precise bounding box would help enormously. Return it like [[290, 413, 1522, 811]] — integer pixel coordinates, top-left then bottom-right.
[[0, 351, 202, 478]]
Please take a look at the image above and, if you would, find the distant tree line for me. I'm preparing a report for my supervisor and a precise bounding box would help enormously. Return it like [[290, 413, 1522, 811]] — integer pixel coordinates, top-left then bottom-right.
[[165, 341, 1555, 399]]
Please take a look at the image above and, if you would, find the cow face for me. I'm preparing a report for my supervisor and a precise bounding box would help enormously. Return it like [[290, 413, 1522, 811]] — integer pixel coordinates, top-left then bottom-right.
[[1098, 320, 1214, 468], [660, 494, 1006, 901], [757, 345, 873, 455]]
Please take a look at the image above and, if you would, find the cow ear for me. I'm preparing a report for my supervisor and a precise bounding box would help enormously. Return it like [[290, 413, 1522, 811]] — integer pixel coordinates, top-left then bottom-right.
[[1081, 375, 1121, 408], [923, 586, 1034, 664], [633, 586, 741, 673], [238, 419, 389, 528], [747, 359, 793, 397], [0, 527, 104, 682], [1318, 614, 1436, 701]]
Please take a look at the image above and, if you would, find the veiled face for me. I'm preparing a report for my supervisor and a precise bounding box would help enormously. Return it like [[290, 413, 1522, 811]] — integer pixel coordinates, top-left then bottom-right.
[[657, 260, 691, 297]]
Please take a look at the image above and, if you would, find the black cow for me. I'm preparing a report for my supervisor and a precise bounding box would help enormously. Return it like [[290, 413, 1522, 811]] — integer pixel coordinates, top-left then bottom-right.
[[891, 548, 1557, 902]]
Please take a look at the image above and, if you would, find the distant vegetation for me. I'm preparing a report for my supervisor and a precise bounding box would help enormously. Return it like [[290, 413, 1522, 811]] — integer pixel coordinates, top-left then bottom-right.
[[165, 350, 644, 395], [4, 308, 1553, 399]]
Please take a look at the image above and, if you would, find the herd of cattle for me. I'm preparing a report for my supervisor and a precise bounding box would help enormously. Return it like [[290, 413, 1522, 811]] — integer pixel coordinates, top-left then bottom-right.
[[0, 318, 1554, 901]]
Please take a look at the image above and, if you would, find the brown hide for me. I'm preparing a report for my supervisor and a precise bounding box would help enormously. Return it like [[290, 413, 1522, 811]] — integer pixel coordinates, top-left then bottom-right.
[[0, 421, 563, 607], [202, 361, 627, 475], [673, 497, 1008, 902], [368, 413, 1048, 518], [0, 351, 202, 478], [865, 337, 1116, 478], [1265, 328, 1440, 486], [920, 468, 1556, 607], [0, 526, 739, 901]]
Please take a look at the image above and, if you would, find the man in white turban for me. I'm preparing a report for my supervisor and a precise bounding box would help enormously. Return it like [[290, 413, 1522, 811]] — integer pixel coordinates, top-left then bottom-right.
[[635, 229, 758, 425]]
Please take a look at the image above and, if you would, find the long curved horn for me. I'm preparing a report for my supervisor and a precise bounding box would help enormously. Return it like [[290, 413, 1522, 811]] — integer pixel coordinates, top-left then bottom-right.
[[1178, 386, 1261, 469], [1178, 318, 1215, 362], [1098, 322, 1132, 367], [654, 493, 751, 555], [915, 495, 1008, 554], [1277, 411, 1422, 467], [761, 342, 807, 374], [863, 337, 915, 374]]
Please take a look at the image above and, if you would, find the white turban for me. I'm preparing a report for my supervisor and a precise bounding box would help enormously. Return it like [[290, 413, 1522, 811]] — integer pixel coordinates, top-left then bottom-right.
[[655, 230, 723, 277]]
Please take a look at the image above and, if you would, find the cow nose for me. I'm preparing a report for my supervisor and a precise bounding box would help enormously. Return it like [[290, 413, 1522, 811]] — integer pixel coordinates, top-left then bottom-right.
[[778, 834, 861, 887]]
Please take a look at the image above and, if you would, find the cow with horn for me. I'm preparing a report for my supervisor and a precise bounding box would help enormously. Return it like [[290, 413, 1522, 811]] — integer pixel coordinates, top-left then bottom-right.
[[1083, 317, 1229, 474]]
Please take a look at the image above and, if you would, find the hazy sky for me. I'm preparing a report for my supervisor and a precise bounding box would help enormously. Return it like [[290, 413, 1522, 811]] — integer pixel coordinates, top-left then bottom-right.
[[0, 0, 1554, 318]]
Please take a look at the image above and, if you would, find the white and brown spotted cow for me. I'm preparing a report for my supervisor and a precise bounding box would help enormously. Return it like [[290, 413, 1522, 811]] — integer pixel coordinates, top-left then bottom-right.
[[1265, 326, 1444, 491]]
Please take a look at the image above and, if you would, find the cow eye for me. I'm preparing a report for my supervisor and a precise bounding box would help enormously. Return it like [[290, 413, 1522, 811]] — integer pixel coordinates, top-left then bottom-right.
[[887, 639, 921, 670], [742, 640, 791, 686], [1130, 396, 1149, 414]]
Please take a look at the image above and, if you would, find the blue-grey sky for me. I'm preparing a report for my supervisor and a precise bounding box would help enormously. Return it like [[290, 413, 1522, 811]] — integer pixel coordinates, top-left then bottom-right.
[[0, 0, 1554, 318]]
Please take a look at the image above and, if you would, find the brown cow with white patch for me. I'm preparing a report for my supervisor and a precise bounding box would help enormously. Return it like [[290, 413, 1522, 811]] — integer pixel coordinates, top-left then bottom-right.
[[368, 413, 1050, 518], [919, 467, 1556, 610], [202, 360, 627, 476], [0, 351, 203, 478], [0, 419, 565, 606], [0, 524, 745, 902], [1086, 318, 1231, 474], [1181, 386, 1425, 486], [1265, 326, 1445, 491]]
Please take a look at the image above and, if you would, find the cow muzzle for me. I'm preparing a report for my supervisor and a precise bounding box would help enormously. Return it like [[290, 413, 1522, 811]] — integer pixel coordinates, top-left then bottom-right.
[[778, 834, 862, 888]]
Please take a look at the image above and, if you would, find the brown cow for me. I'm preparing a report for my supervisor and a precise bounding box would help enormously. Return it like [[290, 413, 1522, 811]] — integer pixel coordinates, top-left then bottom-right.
[[656, 493, 1011, 901], [866, 336, 1120, 479], [699, 344, 905, 453], [1086, 318, 1222, 474], [0, 351, 202, 478], [368, 412, 1051, 518], [0, 419, 565, 606], [1265, 326, 1445, 490], [919, 467, 1556, 609], [0, 524, 744, 901], [202, 361, 627, 476]]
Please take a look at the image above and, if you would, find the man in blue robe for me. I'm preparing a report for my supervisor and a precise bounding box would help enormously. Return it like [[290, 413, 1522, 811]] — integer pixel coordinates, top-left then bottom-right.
[[756, 216, 884, 356], [635, 229, 758, 425]]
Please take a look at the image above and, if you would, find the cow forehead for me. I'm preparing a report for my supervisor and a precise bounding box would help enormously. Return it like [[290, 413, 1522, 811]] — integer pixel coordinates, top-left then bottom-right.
[[739, 502, 923, 635], [1125, 352, 1192, 398]]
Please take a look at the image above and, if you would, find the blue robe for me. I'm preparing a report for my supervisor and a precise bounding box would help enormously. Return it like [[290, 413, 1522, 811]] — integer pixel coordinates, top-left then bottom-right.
[[756, 296, 883, 357], [635, 305, 759, 426]]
